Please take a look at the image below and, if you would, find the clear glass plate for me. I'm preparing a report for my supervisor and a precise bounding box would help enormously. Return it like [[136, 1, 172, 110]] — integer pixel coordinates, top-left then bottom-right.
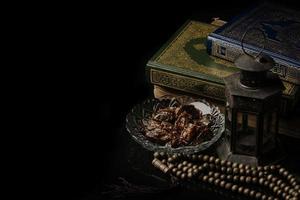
[[126, 96, 225, 154]]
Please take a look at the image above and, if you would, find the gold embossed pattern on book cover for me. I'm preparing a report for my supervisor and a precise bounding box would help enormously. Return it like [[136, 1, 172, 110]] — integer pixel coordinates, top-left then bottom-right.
[[155, 21, 239, 78]]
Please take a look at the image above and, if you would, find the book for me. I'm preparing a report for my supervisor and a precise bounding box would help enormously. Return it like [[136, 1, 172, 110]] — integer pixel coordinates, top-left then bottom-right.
[[153, 85, 300, 139], [207, 3, 300, 85], [146, 20, 299, 116]]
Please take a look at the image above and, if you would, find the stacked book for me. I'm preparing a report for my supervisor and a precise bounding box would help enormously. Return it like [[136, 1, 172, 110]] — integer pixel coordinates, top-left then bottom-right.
[[145, 4, 300, 138]]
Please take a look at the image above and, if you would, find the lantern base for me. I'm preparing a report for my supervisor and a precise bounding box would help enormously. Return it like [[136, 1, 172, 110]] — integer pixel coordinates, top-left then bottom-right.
[[227, 154, 259, 167], [217, 133, 286, 167]]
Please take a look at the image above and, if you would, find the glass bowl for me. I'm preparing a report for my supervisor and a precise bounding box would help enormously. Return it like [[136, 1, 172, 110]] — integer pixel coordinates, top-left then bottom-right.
[[125, 96, 225, 154]]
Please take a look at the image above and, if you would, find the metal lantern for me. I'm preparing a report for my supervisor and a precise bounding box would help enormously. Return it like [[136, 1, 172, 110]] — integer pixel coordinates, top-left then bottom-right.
[[223, 29, 285, 166]]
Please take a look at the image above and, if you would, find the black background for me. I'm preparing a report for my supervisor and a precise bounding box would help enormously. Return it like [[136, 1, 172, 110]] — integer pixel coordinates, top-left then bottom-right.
[[57, 0, 300, 199]]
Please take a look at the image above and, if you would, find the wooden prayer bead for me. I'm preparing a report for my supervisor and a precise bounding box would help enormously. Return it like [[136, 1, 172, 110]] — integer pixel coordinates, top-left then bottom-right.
[[249, 190, 256, 197], [243, 188, 250, 196], [267, 174, 273, 180], [172, 154, 178, 160], [283, 171, 289, 177], [220, 174, 226, 179], [252, 170, 258, 176], [209, 156, 215, 163], [246, 176, 252, 183], [182, 161, 188, 166], [202, 175, 208, 182], [203, 155, 209, 162], [191, 155, 197, 161], [239, 168, 245, 175], [276, 189, 282, 196], [232, 163, 238, 168], [257, 166, 263, 171], [198, 154, 203, 160], [208, 177, 214, 184], [264, 180, 270, 187], [245, 169, 251, 175], [178, 163, 183, 169], [215, 158, 220, 165], [261, 194, 267, 200], [238, 164, 244, 169], [193, 169, 199, 174], [168, 163, 174, 169], [284, 186, 290, 192], [182, 166, 188, 172], [153, 152, 160, 158], [290, 177, 296, 183], [259, 178, 265, 185], [252, 177, 258, 184], [291, 182, 297, 187], [238, 186, 244, 193], [176, 171, 182, 176], [273, 186, 279, 193], [167, 157, 173, 163], [255, 192, 262, 199], [203, 163, 209, 169], [231, 184, 238, 192], [233, 168, 239, 174], [192, 165, 198, 169], [220, 160, 226, 166], [226, 175, 232, 180], [214, 178, 220, 186], [225, 182, 232, 190], [226, 167, 232, 174], [181, 173, 186, 179], [285, 195, 291, 200], [233, 175, 239, 182], [272, 177, 278, 183], [214, 172, 220, 178], [209, 164, 215, 170], [264, 166, 270, 171], [226, 161, 232, 167], [277, 179, 282, 186], [221, 167, 226, 172], [279, 168, 285, 175], [281, 192, 287, 199], [220, 180, 226, 188], [258, 171, 264, 177], [240, 176, 245, 183], [280, 182, 286, 189], [159, 152, 166, 157]]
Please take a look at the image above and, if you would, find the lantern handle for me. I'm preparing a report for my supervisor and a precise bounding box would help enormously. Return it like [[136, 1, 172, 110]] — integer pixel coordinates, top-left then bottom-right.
[[241, 27, 266, 59]]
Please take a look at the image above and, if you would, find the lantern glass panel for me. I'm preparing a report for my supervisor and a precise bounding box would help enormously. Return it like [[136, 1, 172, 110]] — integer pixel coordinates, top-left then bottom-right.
[[225, 102, 231, 130], [235, 111, 257, 156]]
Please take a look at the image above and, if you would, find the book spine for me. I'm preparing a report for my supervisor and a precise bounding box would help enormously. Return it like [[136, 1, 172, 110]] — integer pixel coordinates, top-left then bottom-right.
[[148, 68, 296, 116], [149, 68, 225, 101], [207, 36, 300, 85]]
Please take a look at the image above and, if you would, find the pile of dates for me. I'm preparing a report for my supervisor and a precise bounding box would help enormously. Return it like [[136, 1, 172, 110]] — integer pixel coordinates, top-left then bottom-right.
[[142, 100, 213, 147]]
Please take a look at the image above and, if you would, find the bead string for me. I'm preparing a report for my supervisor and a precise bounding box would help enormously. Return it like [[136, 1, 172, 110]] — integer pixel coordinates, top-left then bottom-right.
[[152, 152, 300, 200]]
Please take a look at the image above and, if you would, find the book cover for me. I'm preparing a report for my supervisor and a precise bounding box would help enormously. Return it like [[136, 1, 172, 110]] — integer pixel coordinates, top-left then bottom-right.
[[146, 20, 299, 114], [207, 3, 300, 84]]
